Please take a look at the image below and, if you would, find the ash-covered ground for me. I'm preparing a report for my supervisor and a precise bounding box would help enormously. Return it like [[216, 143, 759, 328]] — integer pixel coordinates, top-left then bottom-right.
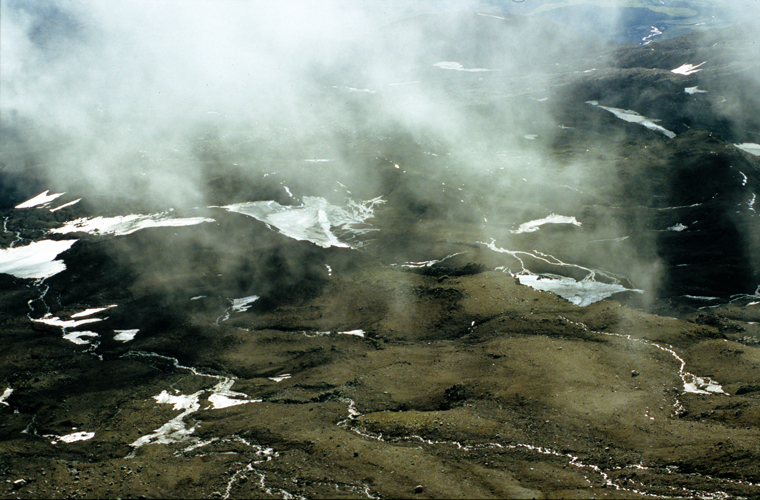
[[2, 2, 760, 499]]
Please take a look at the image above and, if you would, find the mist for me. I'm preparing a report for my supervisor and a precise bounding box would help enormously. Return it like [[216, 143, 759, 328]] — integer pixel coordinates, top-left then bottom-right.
[[3, 0, 760, 309]]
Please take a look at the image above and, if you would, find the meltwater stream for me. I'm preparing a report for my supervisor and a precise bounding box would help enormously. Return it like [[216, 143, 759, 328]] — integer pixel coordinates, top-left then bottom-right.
[[484, 240, 643, 307]]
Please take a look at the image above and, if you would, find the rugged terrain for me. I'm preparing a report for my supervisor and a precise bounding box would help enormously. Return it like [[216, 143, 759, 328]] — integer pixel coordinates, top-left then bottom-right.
[[3, 6, 760, 499]]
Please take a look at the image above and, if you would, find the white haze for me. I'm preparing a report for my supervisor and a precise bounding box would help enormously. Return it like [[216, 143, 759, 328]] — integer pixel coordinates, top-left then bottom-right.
[[0, 0, 486, 207], [2, 0, 759, 307]]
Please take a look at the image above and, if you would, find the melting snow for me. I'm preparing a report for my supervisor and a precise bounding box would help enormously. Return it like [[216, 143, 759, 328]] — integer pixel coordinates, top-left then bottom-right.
[[0, 387, 12, 406], [400, 252, 464, 269], [16, 191, 66, 209], [484, 240, 642, 307], [54, 431, 95, 444], [433, 61, 494, 72], [735, 143, 760, 156], [231, 295, 260, 313], [218, 196, 383, 249], [642, 25, 662, 44], [62, 331, 99, 345], [269, 374, 291, 382], [671, 62, 706, 75], [155, 390, 200, 411], [338, 329, 365, 337], [207, 379, 257, 409], [131, 390, 202, 448], [114, 329, 139, 342], [516, 274, 635, 307], [49, 198, 82, 212], [476, 12, 506, 20], [32, 313, 104, 329], [126, 351, 262, 449], [511, 214, 581, 234], [586, 101, 675, 139], [50, 214, 215, 236], [685, 86, 707, 95], [346, 87, 377, 94], [683, 375, 726, 395], [71, 305, 117, 318], [0, 239, 77, 279]]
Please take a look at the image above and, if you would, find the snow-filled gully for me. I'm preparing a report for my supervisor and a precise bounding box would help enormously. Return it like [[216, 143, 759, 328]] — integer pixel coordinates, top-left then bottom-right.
[[123, 351, 260, 454], [121, 352, 377, 500]]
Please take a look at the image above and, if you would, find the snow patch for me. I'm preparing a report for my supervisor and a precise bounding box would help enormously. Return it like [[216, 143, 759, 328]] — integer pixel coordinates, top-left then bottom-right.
[[433, 61, 494, 72], [586, 101, 675, 139], [208, 379, 257, 409], [114, 329, 139, 342], [218, 196, 383, 249], [477, 12, 506, 20], [0, 239, 77, 279], [735, 143, 760, 156], [0, 387, 12, 406], [71, 305, 117, 318], [231, 295, 260, 313], [50, 214, 215, 236], [16, 190, 66, 209], [62, 331, 99, 345], [511, 214, 581, 234], [671, 62, 706, 75], [516, 274, 634, 307], [685, 86, 707, 95], [338, 329, 365, 337], [32, 313, 104, 330], [683, 375, 726, 395], [49, 199, 82, 212], [55, 431, 95, 444], [346, 87, 376, 94]]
